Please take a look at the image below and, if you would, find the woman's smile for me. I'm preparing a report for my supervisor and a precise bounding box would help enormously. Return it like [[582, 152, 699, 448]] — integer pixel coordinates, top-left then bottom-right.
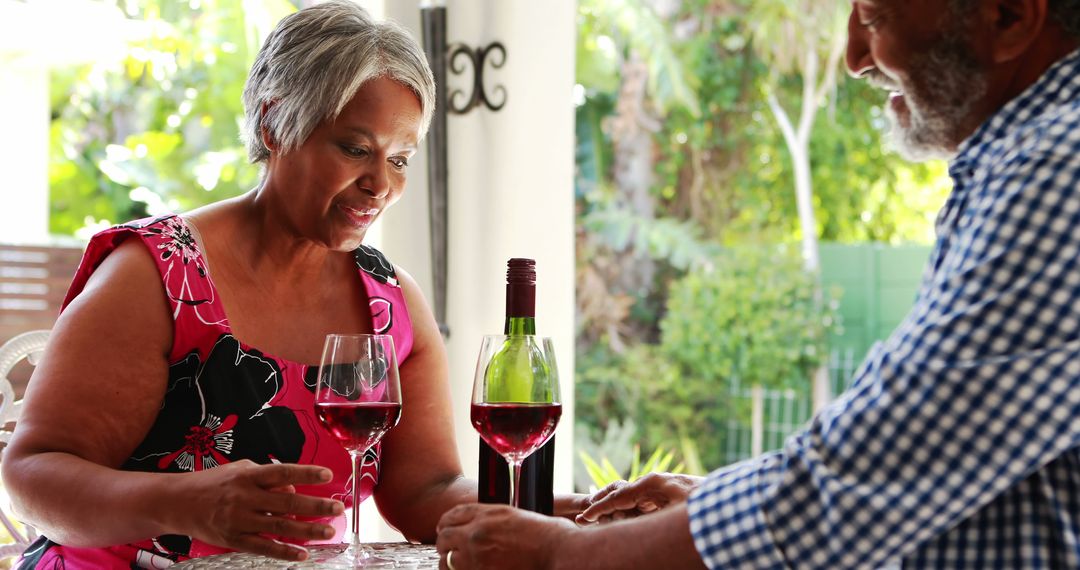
[[338, 204, 380, 229]]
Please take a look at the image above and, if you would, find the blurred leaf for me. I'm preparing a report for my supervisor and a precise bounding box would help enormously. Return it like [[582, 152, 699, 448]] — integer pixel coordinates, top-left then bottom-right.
[[48, 0, 295, 236]]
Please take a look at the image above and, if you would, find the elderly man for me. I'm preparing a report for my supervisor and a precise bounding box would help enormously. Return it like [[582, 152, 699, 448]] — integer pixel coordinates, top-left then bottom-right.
[[436, 0, 1080, 568]]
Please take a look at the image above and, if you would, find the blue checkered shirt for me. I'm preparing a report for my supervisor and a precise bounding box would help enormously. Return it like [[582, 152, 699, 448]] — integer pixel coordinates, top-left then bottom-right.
[[688, 48, 1080, 569]]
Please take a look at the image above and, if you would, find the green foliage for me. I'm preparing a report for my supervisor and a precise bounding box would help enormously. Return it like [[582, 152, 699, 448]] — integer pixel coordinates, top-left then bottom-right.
[[575, 246, 839, 470], [578, 0, 952, 247], [579, 445, 685, 491], [576, 0, 700, 115], [574, 340, 717, 467], [745, 0, 848, 75], [581, 205, 719, 271], [573, 1, 948, 479], [48, 0, 297, 236], [660, 245, 840, 391]]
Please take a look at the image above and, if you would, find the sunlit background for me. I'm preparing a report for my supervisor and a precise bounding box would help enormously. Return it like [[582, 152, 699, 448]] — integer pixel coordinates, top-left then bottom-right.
[[0, 0, 951, 558]]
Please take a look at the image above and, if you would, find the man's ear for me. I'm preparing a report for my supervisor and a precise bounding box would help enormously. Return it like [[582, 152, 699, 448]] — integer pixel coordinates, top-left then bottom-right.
[[985, 0, 1049, 62], [260, 101, 277, 152]]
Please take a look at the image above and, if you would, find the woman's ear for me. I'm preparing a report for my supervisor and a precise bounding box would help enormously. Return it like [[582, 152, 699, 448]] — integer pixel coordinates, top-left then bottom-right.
[[986, 0, 1049, 63], [260, 101, 277, 153]]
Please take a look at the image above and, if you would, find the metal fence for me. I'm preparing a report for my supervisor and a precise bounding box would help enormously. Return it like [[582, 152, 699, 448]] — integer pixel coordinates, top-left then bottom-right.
[[722, 347, 861, 465]]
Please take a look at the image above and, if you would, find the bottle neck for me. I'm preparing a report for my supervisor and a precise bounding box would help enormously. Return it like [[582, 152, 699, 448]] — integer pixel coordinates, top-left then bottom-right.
[[505, 282, 536, 335], [505, 316, 536, 335]]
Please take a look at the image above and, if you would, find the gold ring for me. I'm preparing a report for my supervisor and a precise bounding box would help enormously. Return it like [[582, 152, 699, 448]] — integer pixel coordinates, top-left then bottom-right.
[[446, 549, 457, 570]]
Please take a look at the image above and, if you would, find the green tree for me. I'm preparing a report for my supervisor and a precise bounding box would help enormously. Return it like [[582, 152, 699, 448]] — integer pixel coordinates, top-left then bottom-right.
[[747, 0, 848, 272], [574, 0, 951, 470], [48, 0, 297, 236]]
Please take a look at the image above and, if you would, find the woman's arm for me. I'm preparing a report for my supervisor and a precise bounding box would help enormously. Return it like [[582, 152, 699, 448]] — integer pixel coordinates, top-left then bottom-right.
[[373, 266, 475, 542], [1, 239, 341, 561]]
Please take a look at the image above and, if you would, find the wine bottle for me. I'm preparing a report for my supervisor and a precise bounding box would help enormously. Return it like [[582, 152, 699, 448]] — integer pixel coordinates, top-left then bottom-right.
[[477, 258, 555, 514]]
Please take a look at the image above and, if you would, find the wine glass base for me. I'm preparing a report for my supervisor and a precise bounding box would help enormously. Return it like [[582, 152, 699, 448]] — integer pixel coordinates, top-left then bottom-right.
[[310, 546, 397, 568]]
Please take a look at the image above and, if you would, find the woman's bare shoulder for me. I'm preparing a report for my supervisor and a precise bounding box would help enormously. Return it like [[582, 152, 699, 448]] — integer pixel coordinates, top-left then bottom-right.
[[9, 236, 174, 467], [66, 236, 174, 358]]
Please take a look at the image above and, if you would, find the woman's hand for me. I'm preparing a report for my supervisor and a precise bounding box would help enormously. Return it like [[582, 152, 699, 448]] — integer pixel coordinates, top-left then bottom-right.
[[576, 473, 704, 525], [553, 493, 592, 521], [174, 460, 344, 561], [436, 503, 575, 570]]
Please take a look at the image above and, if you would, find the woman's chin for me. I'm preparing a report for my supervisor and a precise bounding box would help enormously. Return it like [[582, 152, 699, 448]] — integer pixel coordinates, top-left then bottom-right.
[[324, 232, 366, 253]]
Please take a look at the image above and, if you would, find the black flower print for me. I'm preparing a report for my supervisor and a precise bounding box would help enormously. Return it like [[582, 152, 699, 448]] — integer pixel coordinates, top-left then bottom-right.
[[130, 537, 187, 565], [354, 246, 398, 287], [138, 216, 206, 277], [370, 296, 393, 333], [302, 353, 390, 399], [15, 537, 60, 570], [131, 535, 191, 565], [124, 334, 304, 474], [116, 214, 175, 231]]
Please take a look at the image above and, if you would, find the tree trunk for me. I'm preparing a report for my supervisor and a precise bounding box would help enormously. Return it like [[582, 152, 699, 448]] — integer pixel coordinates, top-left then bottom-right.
[[609, 53, 660, 297]]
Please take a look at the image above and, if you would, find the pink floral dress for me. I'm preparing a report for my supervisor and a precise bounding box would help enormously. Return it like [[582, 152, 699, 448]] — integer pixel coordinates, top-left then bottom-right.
[[18, 215, 414, 569]]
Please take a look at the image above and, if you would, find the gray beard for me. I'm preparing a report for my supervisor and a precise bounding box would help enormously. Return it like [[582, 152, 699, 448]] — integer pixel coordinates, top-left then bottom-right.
[[884, 35, 988, 162]]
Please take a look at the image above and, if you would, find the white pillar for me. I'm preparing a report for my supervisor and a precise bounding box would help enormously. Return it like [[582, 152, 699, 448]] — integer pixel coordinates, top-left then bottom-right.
[[431, 0, 577, 497], [0, 0, 138, 244], [360, 0, 578, 541], [0, 61, 50, 244]]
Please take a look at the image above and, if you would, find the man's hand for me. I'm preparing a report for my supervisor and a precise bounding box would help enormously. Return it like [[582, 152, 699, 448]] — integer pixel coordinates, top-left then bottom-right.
[[436, 503, 575, 570], [577, 473, 704, 525]]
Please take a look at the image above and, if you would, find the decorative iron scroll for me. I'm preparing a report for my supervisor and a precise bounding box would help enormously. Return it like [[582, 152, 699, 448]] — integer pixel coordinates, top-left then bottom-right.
[[448, 41, 507, 114], [419, 3, 509, 338]]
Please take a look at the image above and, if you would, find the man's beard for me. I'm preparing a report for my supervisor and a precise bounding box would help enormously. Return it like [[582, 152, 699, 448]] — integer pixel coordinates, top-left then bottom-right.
[[871, 34, 988, 162]]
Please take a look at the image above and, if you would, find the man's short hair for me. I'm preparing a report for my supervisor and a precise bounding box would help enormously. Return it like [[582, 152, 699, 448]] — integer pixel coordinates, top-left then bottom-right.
[[1050, 0, 1080, 36], [949, 0, 1080, 37]]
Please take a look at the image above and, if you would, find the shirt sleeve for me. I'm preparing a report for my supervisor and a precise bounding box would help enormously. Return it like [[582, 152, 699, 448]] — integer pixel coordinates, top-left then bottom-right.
[[687, 142, 1080, 568]]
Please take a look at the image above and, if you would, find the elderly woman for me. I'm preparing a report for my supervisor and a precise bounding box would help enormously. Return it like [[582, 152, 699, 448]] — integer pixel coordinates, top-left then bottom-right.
[[2, 2, 504, 567]]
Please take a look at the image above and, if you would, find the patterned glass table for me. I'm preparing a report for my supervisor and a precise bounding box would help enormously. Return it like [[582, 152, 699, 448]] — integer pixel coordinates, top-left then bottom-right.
[[171, 543, 441, 569]]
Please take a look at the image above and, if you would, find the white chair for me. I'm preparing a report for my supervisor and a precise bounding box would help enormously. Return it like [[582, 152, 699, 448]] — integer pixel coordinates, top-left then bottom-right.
[[0, 330, 49, 561]]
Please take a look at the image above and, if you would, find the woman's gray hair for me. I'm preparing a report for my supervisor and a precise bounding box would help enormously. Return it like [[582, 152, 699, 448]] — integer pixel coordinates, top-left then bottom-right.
[[241, 0, 436, 163]]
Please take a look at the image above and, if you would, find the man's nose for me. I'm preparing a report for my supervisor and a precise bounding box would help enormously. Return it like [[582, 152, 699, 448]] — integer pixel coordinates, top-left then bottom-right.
[[845, 6, 874, 77]]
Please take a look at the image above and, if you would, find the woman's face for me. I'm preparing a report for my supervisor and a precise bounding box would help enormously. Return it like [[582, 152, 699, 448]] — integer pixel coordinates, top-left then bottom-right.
[[266, 76, 422, 251]]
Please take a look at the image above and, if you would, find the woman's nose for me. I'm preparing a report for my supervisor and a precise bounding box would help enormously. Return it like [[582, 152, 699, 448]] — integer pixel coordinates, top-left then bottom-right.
[[360, 164, 391, 199]]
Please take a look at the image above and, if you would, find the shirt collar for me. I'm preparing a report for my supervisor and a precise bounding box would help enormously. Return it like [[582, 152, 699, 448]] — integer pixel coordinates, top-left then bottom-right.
[[952, 46, 1080, 171]]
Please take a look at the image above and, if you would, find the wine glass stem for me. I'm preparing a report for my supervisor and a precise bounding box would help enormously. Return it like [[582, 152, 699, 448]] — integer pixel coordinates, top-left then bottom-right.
[[349, 450, 362, 550], [509, 460, 523, 509]]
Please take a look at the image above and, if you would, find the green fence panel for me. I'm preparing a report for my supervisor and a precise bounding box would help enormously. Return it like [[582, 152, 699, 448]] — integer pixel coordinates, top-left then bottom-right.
[[720, 244, 931, 466], [820, 242, 932, 360]]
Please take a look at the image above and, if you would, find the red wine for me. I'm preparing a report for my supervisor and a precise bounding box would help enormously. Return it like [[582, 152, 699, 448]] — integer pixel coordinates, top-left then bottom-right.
[[472, 403, 562, 463], [316, 401, 401, 453], [478, 258, 556, 514]]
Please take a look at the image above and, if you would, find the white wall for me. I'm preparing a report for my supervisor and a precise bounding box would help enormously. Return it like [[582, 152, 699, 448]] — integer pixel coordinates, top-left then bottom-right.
[[360, 0, 578, 541], [0, 0, 142, 244], [0, 62, 49, 244]]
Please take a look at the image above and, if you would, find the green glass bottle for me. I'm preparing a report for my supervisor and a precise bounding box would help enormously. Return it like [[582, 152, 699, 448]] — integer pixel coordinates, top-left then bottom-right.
[[477, 258, 555, 513]]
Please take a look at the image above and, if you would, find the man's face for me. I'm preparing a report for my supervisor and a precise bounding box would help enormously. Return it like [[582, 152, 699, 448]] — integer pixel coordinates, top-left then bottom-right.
[[847, 1, 988, 161]]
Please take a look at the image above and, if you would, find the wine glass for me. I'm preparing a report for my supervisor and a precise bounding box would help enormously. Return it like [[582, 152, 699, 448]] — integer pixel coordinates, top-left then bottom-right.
[[314, 334, 402, 568], [471, 334, 562, 508]]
